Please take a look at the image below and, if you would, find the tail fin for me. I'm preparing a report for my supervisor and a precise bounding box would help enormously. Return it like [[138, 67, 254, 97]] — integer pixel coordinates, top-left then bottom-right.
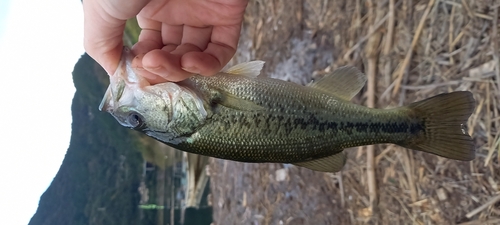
[[403, 91, 476, 160]]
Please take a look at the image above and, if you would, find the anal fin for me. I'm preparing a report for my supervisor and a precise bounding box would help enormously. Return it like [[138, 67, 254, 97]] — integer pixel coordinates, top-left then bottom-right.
[[293, 151, 347, 172]]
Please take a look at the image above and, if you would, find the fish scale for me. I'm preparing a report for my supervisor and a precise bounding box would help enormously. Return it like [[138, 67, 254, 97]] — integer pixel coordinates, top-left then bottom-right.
[[100, 47, 476, 172], [174, 103, 415, 163]]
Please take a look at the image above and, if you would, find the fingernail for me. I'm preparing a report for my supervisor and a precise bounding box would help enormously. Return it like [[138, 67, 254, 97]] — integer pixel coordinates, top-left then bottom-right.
[[182, 67, 200, 74], [144, 66, 162, 71]]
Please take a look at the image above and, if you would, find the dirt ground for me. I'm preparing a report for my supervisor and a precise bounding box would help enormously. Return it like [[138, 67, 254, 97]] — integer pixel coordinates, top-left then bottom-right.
[[208, 0, 500, 224]]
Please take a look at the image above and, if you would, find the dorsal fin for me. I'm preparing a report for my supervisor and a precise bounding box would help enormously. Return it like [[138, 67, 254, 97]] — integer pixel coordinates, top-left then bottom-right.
[[293, 151, 346, 172], [308, 66, 367, 101], [223, 61, 265, 78]]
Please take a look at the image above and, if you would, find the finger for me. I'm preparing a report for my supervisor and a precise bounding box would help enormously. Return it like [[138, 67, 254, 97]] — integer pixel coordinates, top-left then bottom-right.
[[138, 44, 200, 83], [131, 39, 174, 84], [181, 24, 241, 76], [83, 0, 125, 74], [83, 0, 151, 74], [180, 25, 212, 50], [160, 24, 184, 53], [131, 53, 169, 84], [132, 29, 163, 55], [135, 44, 200, 83], [134, 16, 164, 53], [181, 50, 228, 76], [161, 23, 183, 46], [130, 43, 195, 84], [137, 15, 161, 31], [102, 0, 152, 20], [142, 49, 193, 82], [171, 43, 202, 55], [210, 24, 241, 54]]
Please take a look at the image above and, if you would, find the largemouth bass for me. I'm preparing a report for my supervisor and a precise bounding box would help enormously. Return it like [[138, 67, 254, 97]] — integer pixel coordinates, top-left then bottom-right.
[[99, 47, 476, 172]]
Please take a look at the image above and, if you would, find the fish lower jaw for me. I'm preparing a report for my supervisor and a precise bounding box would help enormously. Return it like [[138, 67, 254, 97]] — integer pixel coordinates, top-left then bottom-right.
[[146, 130, 189, 145]]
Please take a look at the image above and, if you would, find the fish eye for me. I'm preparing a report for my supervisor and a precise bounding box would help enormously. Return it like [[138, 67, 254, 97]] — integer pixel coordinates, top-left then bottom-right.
[[127, 112, 146, 130]]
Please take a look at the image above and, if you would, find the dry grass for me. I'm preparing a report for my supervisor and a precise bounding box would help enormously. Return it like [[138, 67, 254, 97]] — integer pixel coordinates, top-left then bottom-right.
[[209, 0, 500, 224]]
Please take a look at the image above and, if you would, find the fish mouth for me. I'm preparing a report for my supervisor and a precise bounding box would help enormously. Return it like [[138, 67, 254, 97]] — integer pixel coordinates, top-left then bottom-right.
[[99, 85, 113, 112], [99, 46, 134, 113]]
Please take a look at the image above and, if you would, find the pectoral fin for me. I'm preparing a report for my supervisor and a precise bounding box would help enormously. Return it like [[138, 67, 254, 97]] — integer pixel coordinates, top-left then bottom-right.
[[212, 90, 265, 111], [293, 151, 347, 172], [308, 66, 367, 101], [224, 61, 265, 78]]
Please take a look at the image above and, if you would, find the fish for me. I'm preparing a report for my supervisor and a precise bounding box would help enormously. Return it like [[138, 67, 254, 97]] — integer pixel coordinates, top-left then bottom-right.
[[99, 47, 476, 173]]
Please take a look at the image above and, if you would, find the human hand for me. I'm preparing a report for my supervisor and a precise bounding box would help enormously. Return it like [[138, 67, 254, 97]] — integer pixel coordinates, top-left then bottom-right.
[[83, 0, 248, 83]]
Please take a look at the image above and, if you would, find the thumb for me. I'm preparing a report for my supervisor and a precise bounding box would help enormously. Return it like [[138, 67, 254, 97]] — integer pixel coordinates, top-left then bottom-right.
[[83, 0, 151, 74]]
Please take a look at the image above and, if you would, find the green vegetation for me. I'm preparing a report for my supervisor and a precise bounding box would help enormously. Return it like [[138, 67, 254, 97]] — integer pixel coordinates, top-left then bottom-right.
[[30, 17, 212, 225], [124, 18, 140, 46], [28, 54, 145, 225]]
